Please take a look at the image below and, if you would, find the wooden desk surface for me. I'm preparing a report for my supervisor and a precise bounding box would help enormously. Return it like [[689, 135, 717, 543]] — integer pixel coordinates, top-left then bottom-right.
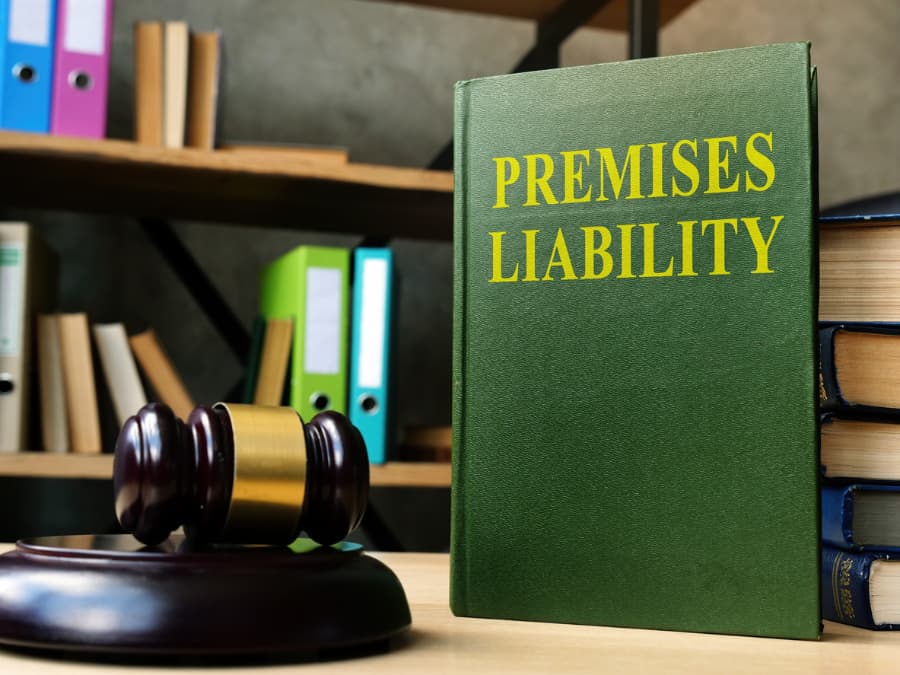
[[0, 549, 897, 673]]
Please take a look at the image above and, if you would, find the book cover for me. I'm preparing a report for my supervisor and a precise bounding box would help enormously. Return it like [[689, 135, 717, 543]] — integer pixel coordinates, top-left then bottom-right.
[[452, 43, 819, 639], [259, 246, 349, 422], [57, 313, 101, 453], [823, 546, 900, 630]]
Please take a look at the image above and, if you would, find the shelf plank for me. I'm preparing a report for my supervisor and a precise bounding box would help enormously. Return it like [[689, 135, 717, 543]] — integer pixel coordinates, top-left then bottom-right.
[[368, 0, 698, 31], [0, 131, 453, 240], [370, 461, 451, 487], [0, 453, 451, 487], [0, 454, 113, 480]]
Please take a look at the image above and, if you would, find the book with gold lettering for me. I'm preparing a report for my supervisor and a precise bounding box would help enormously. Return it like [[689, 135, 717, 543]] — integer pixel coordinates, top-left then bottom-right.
[[823, 546, 900, 629], [451, 43, 820, 639]]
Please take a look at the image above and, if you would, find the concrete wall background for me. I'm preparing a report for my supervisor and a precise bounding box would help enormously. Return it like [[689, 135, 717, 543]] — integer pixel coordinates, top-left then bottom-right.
[[3, 0, 898, 548], [12, 0, 900, 438]]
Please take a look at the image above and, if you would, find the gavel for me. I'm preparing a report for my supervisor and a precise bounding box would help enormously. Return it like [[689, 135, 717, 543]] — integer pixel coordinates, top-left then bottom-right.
[[113, 402, 369, 547]]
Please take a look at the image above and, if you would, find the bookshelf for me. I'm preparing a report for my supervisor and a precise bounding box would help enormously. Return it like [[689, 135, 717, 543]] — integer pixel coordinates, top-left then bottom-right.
[[0, 0, 691, 528], [0, 131, 453, 240], [0, 454, 451, 487]]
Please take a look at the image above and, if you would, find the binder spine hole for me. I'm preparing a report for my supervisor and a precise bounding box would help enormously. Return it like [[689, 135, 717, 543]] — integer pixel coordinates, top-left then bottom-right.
[[0, 375, 13, 395], [359, 395, 378, 414], [69, 71, 93, 91], [311, 394, 330, 412], [12, 64, 36, 83]]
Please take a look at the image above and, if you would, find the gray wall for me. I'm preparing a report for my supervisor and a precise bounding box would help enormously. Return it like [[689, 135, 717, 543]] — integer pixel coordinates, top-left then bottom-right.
[[15, 0, 900, 432], [6, 0, 898, 549]]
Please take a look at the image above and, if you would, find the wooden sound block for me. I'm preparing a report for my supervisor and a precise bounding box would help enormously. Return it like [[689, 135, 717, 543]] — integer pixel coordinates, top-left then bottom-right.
[[0, 534, 411, 655]]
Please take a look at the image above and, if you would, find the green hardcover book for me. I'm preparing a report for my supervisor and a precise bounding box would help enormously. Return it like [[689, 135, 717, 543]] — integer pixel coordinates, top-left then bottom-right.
[[452, 43, 819, 639], [260, 246, 350, 421]]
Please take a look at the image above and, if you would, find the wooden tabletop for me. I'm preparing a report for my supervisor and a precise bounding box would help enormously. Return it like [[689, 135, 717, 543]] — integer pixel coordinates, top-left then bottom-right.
[[0, 549, 897, 673]]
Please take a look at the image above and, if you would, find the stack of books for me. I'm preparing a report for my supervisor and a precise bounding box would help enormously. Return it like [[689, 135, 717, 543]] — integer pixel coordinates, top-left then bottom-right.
[[819, 213, 900, 630], [133, 19, 221, 149], [0, 0, 113, 137], [0, 219, 194, 454], [248, 245, 396, 465], [37, 317, 193, 454]]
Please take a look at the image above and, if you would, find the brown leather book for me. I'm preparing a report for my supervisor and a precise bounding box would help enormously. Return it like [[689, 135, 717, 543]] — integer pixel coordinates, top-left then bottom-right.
[[129, 329, 194, 419], [134, 21, 163, 145], [57, 313, 102, 454], [37, 315, 69, 453], [253, 318, 293, 406], [186, 31, 221, 150]]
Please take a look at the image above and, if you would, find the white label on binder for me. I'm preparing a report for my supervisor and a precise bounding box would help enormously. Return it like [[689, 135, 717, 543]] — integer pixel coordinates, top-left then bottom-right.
[[65, 0, 106, 55], [9, 0, 51, 46], [304, 267, 342, 375], [0, 245, 24, 357], [357, 258, 388, 389]]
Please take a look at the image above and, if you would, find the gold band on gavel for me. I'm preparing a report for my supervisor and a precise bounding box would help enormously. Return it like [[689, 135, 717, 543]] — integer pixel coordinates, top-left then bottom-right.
[[214, 403, 307, 543]]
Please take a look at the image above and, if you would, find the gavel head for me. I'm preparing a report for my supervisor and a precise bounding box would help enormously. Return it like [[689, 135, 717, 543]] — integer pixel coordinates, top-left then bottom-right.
[[113, 403, 369, 547]]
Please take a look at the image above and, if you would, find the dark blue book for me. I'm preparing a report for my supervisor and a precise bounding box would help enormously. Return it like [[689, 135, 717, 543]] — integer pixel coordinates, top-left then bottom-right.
[[823, 483, 900, 551], [823, 546, 900, 629]]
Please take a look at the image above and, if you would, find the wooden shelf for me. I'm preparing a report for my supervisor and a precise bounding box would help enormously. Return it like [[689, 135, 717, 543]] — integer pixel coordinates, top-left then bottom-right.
[[371, 461, 451, 487], [0, 131, 453, 240], [369, 0, 697, 31], [0, 453, 451, 487]]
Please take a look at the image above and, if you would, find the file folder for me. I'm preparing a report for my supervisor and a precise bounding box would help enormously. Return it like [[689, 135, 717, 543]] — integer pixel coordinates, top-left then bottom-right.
[[260, 246, 349, 422], [50, 0, 113, 138], [349, 248, 394, 464], [0, 223, 56, 452], [0, 0, 57, 132]]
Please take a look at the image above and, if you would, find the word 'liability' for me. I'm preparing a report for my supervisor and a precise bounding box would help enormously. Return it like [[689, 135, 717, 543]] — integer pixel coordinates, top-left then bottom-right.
[[488, 216, 784, 283]]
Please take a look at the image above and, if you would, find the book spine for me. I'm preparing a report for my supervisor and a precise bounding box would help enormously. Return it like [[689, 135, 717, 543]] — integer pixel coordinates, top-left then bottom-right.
[[819, 324, 900, 416], [822, 546, 899, 629], [822, 482, 900, 552], [37, 314, 69, 453], [821, 483, 854, 549], [57, 313, 102, 454], [818, 325, 842, 410], [134, 21, 162, 145], [450, 78, 471, 617]]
